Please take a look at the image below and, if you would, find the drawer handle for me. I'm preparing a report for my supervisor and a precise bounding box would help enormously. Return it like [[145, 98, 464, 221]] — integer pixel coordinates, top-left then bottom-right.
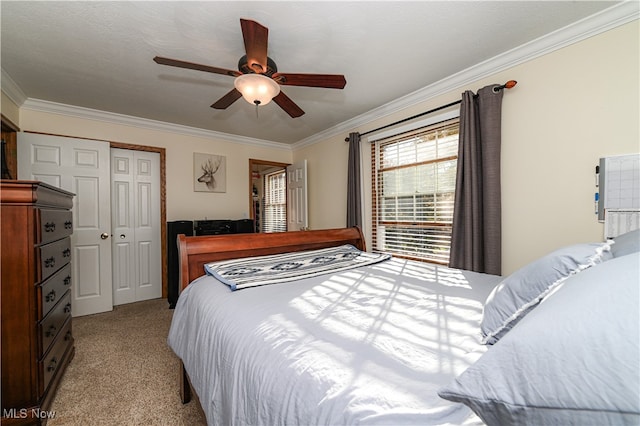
[[44, 257, 56, 268], [46, 290, 56, 303], [64, 303, 72, 314], [44, 222, 56, 232], [47, 357, 58, 372], [64, 220, 73, 230], [64, 276, 71, 286], [63, 248, 71, 258], [64, 331, 72, 341], [45, 325, 57, 338]]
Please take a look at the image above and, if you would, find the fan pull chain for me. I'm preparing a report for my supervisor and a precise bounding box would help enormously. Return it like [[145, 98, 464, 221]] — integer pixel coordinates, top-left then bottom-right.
[[255, 103, 259, 119]]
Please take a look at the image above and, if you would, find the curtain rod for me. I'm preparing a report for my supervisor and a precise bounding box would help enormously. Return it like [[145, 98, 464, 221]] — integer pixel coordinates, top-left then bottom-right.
[[345, 80, 517, 141]]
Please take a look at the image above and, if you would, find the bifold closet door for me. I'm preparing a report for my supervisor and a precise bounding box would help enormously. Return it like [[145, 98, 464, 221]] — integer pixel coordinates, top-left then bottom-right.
[[17, 132, 114, 317], [111, 148, 161, 305]]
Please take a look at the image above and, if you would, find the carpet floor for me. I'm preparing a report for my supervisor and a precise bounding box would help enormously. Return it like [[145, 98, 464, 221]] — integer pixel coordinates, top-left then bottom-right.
[[48, 298, 207, 425]]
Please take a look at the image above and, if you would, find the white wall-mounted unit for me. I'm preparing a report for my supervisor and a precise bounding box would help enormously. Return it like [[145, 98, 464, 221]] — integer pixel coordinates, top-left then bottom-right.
[[597, 153, 640, 239]]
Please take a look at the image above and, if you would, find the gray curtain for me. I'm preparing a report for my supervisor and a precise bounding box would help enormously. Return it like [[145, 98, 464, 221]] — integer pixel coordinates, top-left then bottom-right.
[[449, 85, 504, 275], [346, 132, 362, 228]]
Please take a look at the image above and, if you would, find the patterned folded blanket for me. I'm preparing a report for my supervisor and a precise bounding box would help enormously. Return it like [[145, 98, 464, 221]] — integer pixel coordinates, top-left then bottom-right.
[[205, 244, 391, 290]]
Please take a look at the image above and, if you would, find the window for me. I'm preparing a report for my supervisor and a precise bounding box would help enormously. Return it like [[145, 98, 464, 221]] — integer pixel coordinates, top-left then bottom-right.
[[371, 118, 458, 264], [263, 170, 287, 232]]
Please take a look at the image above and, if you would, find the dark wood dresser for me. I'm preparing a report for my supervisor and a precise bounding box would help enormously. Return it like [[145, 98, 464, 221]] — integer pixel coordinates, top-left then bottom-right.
[[1, 180, 75, 425]]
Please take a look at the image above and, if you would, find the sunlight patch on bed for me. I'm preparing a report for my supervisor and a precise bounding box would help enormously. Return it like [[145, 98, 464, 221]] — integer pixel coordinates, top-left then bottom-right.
[[256, 273, 487, 382], [254, 312, 444, 412], [372, 258, 473, 288]]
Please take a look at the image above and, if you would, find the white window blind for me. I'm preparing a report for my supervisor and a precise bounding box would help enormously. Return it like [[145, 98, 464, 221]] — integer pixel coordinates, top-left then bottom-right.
[[371, 118, 459, 264], [263, 170, 287, 233]]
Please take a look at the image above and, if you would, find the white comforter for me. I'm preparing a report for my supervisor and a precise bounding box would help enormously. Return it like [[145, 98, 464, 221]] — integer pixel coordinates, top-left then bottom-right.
[[168, 257, 502, 426]]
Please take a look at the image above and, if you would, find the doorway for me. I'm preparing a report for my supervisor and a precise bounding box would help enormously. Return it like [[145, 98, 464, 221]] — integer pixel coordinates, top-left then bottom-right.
[[249, 159, 289, 233]]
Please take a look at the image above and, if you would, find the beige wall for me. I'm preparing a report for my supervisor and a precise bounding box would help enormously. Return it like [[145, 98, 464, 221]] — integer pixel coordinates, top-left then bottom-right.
[[17, 109, 292, 221], [294, 21, 640, 275], [1, 92, 20, 125]]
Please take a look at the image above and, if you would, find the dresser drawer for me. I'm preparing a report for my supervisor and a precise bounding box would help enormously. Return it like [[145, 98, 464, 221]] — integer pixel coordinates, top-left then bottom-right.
[[37, 209, 73, 244], [39, 291, 72, 357], [38, 237, 71, 281], [40, 317, 73, 394], [39, 263, 72, 318]]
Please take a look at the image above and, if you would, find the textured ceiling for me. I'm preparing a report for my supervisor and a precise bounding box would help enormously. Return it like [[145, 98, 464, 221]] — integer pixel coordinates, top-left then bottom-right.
[[1, 1, 622, 144]]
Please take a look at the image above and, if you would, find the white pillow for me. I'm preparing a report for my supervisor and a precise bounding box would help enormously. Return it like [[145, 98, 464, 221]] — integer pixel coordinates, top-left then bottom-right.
[[480, 242, 612, 344], [610, 229, 640, 258], [439, 252, 640, 425]]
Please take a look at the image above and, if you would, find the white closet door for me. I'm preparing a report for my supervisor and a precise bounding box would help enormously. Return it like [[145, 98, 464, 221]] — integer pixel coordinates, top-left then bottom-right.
[[111, 148, 161, 305], [18, 132, 113, 316]]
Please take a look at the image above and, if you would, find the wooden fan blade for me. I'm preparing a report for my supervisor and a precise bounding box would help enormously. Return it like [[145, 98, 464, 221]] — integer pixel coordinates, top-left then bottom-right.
[[272, 91, 305, 118], [240, 19, 269, 74], [211, 89, 243, 109], [154, 56, 240, 77], [272, 73, 346, 89]]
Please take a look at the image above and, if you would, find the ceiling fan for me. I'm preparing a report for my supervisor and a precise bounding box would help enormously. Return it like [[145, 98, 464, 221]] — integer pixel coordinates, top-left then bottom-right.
[[153, 18, 346, 118]]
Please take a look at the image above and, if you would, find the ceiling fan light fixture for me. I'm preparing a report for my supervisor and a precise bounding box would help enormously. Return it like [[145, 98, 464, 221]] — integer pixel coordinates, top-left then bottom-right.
[[234, 73, 280, 106]]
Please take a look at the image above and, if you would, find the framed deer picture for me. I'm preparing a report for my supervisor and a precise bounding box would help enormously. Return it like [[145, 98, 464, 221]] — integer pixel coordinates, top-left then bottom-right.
[[194, 153, 227, 193]]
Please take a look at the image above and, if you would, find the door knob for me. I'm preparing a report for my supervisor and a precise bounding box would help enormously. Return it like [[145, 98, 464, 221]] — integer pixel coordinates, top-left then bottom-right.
[[100, 232, 110, 240]]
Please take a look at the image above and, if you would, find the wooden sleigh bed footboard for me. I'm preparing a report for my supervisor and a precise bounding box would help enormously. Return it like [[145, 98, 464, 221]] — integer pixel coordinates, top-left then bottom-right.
[[175, 227, 366, 404]]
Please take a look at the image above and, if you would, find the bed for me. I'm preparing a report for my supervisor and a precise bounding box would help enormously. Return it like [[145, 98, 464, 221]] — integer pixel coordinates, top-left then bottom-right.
[[168, 227, 640, 426]]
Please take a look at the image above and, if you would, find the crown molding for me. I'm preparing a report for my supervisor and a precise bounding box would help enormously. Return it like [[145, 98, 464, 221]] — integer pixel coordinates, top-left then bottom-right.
[[1, 68, 28, 106], [20, 98, 292, 151], [292, 1, 639, 150]]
